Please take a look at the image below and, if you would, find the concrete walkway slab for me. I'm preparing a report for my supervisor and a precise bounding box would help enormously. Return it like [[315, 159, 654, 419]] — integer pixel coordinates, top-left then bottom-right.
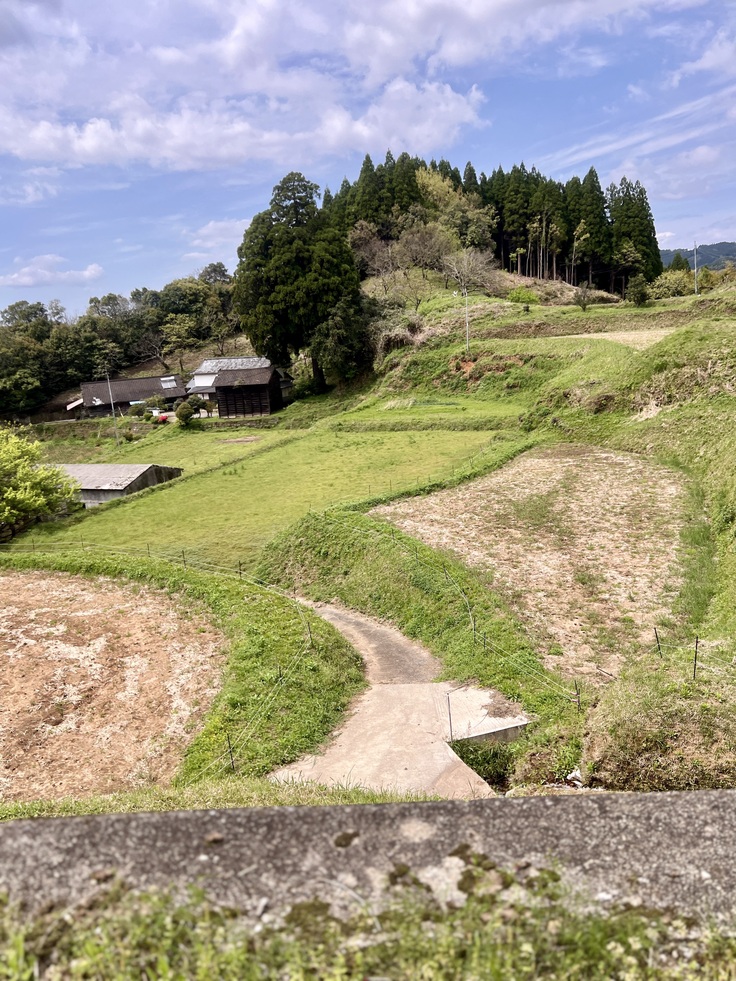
[[272, 604, 528, 799]]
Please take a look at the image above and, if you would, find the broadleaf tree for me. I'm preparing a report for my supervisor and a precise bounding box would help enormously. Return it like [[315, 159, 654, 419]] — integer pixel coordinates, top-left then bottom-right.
[[0, 430, 79, 539]]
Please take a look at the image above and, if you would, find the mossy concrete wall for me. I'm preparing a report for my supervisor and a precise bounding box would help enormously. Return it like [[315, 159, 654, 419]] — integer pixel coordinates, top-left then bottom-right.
[[1, 792, 735, 922]]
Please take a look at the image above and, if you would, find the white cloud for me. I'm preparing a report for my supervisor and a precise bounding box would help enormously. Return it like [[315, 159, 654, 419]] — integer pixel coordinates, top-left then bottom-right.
[[0, 176, 58, 205], [540, 84, 736, 172], [671, 28, 736, 85], [0, 254, 103, 287], [0, 0, 716, 173], [189, 218, 250, 250]]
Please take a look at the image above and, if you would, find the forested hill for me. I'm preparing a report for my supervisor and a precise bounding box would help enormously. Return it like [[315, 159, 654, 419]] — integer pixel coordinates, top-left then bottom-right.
[[1, 149, 662, 417], [322, 153, 662, 289], [660, 242, 736, 271]]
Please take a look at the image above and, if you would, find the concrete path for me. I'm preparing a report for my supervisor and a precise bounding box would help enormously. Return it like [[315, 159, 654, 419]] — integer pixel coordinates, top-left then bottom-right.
[[272, 604, 527, 799]]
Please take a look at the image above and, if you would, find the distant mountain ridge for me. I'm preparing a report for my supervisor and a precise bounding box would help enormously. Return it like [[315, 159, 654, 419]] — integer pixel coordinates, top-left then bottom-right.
[[660, 241, 736, 270]]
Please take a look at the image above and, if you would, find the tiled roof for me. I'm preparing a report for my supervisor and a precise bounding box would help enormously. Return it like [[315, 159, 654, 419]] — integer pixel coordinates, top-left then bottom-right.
[[195, 357, 271, 374], [80, 375, 186, 407]]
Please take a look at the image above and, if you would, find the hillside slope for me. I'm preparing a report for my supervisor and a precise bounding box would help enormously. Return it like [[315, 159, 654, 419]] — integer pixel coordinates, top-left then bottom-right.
[[9, 281, 736, 796]]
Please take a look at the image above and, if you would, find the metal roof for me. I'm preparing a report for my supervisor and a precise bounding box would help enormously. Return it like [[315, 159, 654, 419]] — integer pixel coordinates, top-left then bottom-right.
[[194, 357, 271, 374], [214, 367, 276, 387], [186, 384, 216, 395], [80, 375, 186, 407], [58, 464, 157, 491]]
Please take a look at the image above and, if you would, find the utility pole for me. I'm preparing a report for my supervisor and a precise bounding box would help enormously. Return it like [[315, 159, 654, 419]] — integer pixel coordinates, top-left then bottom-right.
[[464, 285, 470, 354], [106, 370, 121, 447], [694, 240, 699, 296]]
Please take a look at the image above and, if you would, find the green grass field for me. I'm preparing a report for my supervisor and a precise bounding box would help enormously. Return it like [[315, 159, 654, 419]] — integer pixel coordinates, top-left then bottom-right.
[[24, 428, 500, 567]]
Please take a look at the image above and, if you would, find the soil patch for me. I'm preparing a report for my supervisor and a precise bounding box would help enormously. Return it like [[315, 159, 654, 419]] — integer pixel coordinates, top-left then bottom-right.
[[0, 571, 225, 802], [373, 445, 686, 680], [219, 437, 260, 444], [555, 328, 675, 350]]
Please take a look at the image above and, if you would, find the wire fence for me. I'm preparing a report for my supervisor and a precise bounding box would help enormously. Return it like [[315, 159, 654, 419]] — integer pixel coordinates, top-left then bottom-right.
[[11, 495, 682, 780]]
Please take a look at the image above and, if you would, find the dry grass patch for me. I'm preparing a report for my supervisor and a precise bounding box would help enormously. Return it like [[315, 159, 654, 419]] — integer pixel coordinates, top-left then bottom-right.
[[374, 444, 686, 681], [555, 328, 677, 350], [0, 570, 224, 802]]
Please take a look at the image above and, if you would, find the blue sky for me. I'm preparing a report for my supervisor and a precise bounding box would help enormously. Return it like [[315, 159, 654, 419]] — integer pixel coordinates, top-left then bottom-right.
[[0, 0, 734, 314]]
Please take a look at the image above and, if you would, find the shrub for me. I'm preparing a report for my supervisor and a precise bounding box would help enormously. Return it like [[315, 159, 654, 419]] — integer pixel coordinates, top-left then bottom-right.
[[175, 402, 195, 427], [507, 286, 539, 305], [649, 270, 693, 299], [625, 274, 649, 307], [573, 282, 591, 312]]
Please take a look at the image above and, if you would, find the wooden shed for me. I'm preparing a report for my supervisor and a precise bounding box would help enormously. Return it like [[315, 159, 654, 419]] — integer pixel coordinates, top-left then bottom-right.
[[214, 366, 284, 417], [57, 464, 183, 507]]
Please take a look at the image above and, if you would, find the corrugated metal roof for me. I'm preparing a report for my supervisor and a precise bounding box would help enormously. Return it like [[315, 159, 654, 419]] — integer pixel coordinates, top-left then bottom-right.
[[58, 464, 155, 491], [80, 375, 186, 408], [186, 384, 216, 395], [195, 357, 271, 374], [215, 367, 275, 387]]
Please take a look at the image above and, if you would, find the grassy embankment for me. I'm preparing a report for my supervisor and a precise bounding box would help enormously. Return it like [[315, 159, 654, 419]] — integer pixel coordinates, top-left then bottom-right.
[[260, 291, 736, 791]]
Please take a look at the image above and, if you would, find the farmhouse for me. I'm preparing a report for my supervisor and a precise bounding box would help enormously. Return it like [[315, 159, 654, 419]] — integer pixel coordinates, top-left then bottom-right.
[[57, 464, 183, 507], [187, 357, 292, 417], [69, 375, 187, 416]]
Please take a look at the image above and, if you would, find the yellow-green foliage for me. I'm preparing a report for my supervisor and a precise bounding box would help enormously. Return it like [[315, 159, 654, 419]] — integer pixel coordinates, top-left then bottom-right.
[[0, 429, 78, 532]]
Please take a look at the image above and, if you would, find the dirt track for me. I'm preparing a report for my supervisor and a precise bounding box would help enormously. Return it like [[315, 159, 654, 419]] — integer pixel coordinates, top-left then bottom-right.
[[0, 570, 224, 802]]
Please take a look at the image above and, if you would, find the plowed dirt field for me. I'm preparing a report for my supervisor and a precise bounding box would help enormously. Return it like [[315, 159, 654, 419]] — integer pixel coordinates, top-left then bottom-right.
[[0, 570, 224, 802]]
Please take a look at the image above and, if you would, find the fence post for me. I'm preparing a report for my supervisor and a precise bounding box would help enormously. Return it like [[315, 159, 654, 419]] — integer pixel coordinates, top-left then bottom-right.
[[693, 636, 699, 680], [181, 550, 187, 569], [654, 627, 662, 658], [446, 692, 454, 742], [226, 733, 236, 773]]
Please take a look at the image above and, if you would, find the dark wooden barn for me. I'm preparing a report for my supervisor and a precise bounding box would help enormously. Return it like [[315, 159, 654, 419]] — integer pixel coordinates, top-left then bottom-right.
[[214, 366, 284, 417]]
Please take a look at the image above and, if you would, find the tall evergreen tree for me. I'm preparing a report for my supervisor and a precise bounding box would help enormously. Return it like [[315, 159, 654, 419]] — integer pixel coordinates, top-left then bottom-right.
[[607, 177, 662, 282], [504, 164, 532, 273], [391, 152, 423, 213], [579, 167, 612, 286], [484, 167, 507, 267], [234, 172, 361, 386], [462, 162, 480, 197], [348, 155, 383, 226]]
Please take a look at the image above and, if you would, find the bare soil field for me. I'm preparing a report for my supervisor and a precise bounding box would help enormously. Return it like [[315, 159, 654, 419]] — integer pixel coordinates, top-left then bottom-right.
[[480, 309, 692, 341], [374, 445, 686, 680], [0, 571, 224, 802], [555, 328, 676, 350]]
